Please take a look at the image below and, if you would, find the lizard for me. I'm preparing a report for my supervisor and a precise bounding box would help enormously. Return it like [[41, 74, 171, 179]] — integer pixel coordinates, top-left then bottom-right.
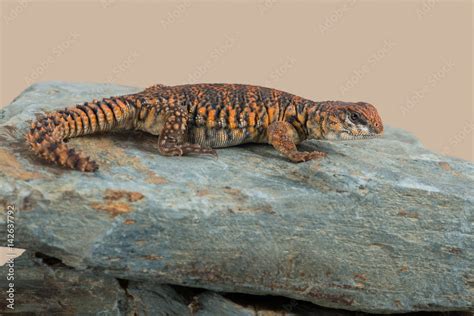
[[26, 83, 384, 172]]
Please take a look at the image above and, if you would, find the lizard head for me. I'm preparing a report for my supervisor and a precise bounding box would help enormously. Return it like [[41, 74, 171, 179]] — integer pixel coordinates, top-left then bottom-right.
[[307, 101, 384, 140]]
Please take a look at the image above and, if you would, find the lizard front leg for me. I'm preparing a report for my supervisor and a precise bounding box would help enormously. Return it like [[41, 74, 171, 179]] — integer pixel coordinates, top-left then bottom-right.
[[158, 107, 217, 157], [268, 121, 326, 162]]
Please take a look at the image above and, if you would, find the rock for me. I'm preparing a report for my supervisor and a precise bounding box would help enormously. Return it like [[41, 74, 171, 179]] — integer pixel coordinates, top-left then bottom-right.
[[126, 281, 191, 315], [194, 292, 255, 316], [0, 251, 248, 315], [0, 82, 472, 313], [0, 251, 127, 314], [0, 251, 362, 315], [191, 292, 349, 316]]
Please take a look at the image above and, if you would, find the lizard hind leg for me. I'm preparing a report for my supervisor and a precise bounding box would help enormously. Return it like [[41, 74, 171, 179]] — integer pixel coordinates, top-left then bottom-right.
[[268, 121, 326, 163], [157, 107, 217, 158]]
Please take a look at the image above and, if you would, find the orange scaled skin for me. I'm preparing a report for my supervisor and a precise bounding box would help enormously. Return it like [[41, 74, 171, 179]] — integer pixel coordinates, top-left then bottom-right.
[[26, 83, 383, 172]]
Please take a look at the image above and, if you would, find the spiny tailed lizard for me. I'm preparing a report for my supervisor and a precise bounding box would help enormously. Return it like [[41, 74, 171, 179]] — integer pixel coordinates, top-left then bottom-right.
[[26, 83, 384, 172]]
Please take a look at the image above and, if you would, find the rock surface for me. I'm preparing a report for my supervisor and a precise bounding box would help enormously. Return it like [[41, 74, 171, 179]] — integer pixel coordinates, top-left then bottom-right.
[[0, 82, 473, 313], [0, 251, 127, 314], [3, 252, 468, 316], [5, 250, 394, 315], [0, 251, 299, 315]]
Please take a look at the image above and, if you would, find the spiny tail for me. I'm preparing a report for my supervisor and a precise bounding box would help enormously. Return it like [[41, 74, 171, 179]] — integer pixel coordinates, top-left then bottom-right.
[[26, 96, 135, 172]]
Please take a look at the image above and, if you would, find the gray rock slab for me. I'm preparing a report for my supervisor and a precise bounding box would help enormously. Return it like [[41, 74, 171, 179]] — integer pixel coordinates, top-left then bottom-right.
[[0, 82, 473, 313], [0, 251, 361, 315], [126, 282, 191, 315], [0, 251, 126, 315], [0, 251, 202, 315], [194, 292, 255, 316]]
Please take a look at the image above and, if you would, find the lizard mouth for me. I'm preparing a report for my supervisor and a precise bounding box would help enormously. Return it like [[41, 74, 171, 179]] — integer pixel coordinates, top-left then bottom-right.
[[339, 132, 382, 140]]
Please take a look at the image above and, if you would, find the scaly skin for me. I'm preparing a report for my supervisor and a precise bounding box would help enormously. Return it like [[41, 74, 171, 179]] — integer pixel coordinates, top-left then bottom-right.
[[26, 83, 384, 172]]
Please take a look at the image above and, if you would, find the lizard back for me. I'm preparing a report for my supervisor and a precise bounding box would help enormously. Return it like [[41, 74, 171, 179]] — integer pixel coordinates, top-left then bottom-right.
[[137, 83, 314, 147]]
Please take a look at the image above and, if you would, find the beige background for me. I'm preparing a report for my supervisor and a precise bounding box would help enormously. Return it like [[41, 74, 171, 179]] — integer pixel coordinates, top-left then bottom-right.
[[1, 0, 472, 161]]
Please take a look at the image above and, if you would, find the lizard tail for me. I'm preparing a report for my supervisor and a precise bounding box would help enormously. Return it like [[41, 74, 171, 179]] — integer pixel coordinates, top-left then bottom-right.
[[26, 97, 135, 172]]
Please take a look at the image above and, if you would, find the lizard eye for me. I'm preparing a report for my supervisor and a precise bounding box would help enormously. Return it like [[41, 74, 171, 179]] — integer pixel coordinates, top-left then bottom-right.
[[350, 112, 366, 125], [350, 112, 360, 122]]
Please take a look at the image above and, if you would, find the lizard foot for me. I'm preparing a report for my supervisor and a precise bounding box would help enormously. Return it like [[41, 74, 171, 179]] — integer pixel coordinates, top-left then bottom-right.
[[268, 121, 326, 163], [157, 106, 217, 159]]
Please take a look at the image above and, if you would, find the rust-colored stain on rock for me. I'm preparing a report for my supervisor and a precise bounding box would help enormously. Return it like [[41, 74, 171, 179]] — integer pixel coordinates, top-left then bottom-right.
[[438, 161, 452, 171], [104, 189, 144, 202], [397, 210, 419, 219], [354, 274, 368, 281], [196, 189, 210, 197], [194, 185, 273, 213], [438, 161, 461, 177], [91, 189, 145, 217], [0, 148, 42, 180], [90, 202, 132, 217], [146, 171, 168, 184]]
